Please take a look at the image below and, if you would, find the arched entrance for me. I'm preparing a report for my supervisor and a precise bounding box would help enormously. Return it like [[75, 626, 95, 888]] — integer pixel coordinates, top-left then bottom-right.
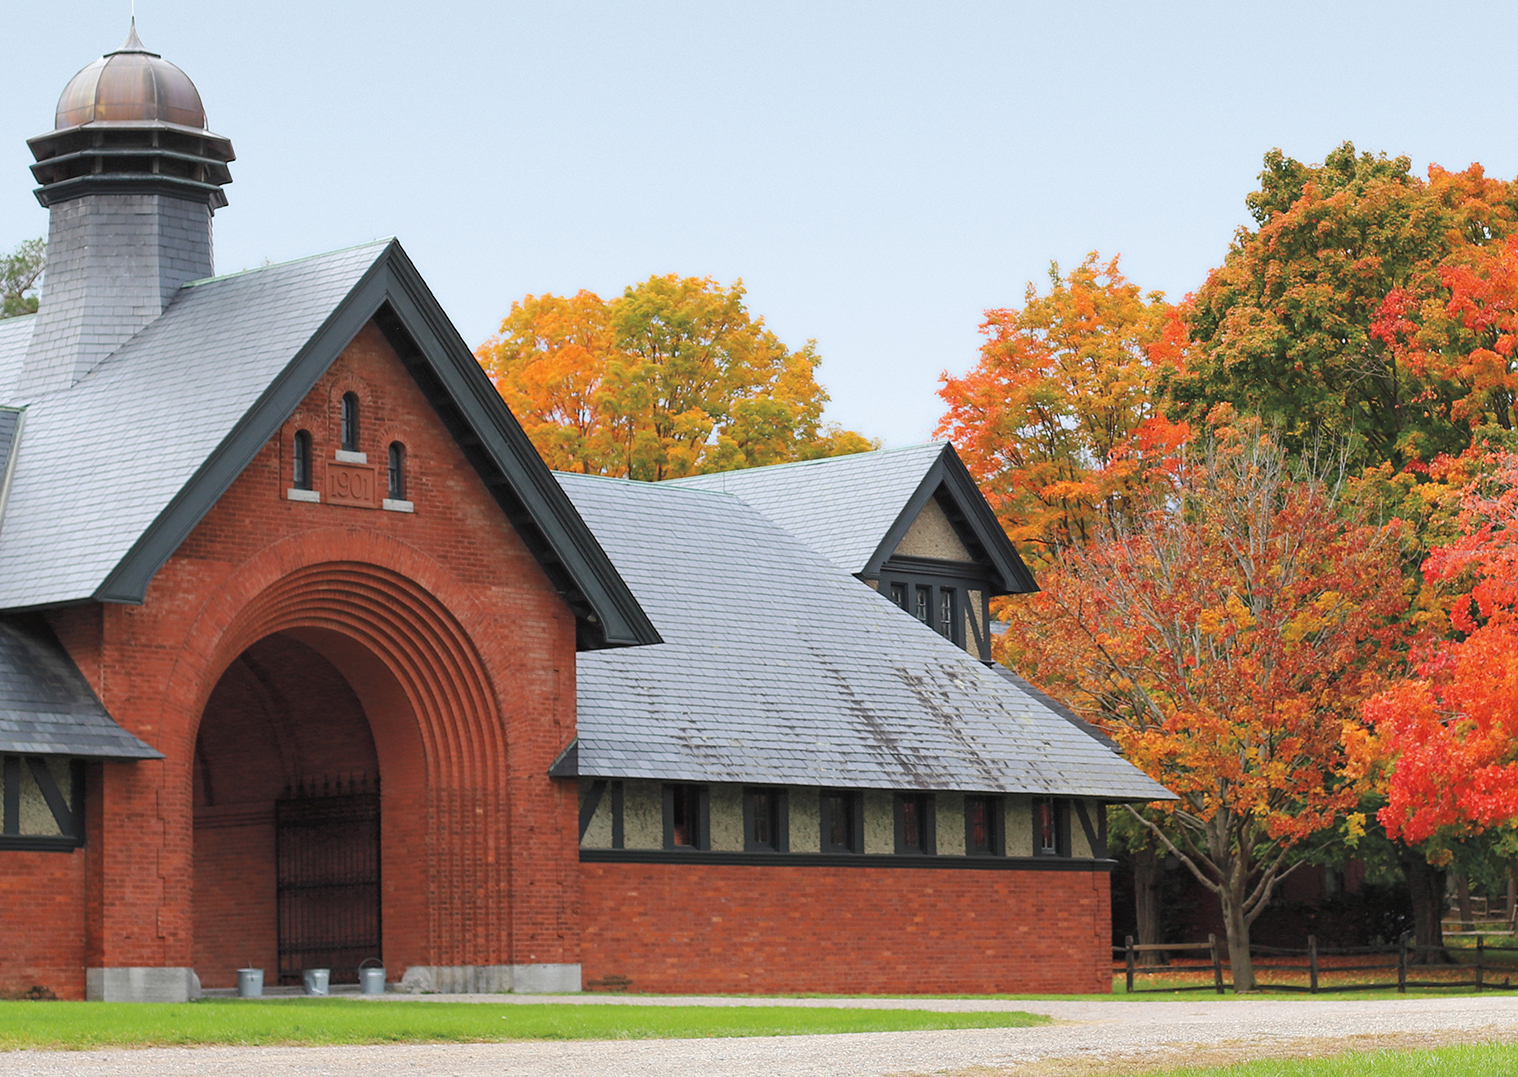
[[193, 633, 383, 986], [179, 555, 517, 992]]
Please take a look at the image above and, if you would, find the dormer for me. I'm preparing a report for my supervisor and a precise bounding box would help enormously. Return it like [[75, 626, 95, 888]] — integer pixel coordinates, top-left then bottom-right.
[[666, 442, 1035, 662]]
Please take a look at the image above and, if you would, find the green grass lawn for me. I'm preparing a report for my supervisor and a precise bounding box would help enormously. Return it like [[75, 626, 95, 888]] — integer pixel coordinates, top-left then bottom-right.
[[0, 999, 1049, 1050], [1143, 1043, 1518, 1076]]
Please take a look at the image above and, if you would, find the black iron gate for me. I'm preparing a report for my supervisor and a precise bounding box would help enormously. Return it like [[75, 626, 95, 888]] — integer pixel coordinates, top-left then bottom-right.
[[275, 776, 381, 985]]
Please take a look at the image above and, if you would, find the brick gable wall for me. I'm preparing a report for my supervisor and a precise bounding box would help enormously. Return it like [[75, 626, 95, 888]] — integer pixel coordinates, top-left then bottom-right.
[[0, 321, 580, 999]]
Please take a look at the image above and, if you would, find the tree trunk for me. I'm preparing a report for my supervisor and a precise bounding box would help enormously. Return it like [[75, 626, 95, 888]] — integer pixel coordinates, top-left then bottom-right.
[[1221, 892, 1255, 993], [1454, 873, 1475, 933], [1402, 849, 1450, 964], [1133, 842, 1164, 962], [1507, 868, 1516, 929]]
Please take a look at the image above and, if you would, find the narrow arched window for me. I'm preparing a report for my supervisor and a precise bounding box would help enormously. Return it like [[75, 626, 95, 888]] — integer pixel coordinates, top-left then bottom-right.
[[292, 430, 312, 490], [341, 392, 360, 452], [387, 441, 406, 500]]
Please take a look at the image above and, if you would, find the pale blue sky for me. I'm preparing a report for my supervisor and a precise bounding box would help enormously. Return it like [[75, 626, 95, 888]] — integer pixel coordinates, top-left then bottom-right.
[[5, 2, 1517, 446]]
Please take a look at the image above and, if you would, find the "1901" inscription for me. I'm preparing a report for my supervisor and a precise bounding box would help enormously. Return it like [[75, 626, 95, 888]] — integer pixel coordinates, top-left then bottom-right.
[[327, 463, 379, 509]]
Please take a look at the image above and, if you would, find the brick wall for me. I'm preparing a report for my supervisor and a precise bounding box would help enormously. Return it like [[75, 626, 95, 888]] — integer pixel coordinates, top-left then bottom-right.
[[581, 862, 1113, 995], [0, 850, 88, 999], [8, 320, 581, 997]]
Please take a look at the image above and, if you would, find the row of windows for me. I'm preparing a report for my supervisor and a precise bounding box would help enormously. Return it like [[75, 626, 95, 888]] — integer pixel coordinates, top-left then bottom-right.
[[888, 580, 958, 642], [658, 785, 1075, 857], [291, 392, 408, 502]]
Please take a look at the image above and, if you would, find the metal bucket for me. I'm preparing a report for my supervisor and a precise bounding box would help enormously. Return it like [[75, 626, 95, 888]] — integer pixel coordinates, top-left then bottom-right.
[[358, 961, 386, 996], [302, 968, 330, 997], [236, 968, 263, 999]]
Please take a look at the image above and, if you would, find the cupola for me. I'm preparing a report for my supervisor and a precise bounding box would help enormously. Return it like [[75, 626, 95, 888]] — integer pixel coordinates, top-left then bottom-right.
[[17, 24, 235, 399], [27, 21, 234, 210]]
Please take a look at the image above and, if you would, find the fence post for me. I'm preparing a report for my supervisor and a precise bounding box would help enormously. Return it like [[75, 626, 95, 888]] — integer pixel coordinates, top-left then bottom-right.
[[1398, 932, 1408, 994], [1308, 935, 1318, 995], [1210, 933, 1225, 995], [1476, 935, 1484, 992], [1125, 935, 1135, 994]]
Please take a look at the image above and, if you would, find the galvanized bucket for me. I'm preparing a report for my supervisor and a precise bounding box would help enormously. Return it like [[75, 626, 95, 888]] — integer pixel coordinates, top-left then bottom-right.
[[236, 968, 263, 999], [358, 959, 385, 996], [302, 968, 330, 997]]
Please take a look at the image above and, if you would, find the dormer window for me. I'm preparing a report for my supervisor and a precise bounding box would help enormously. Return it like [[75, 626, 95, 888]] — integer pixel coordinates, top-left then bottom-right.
[[341, 393, 360, 453], [292, 430, 312, 491], [387, 442, 406, 501]]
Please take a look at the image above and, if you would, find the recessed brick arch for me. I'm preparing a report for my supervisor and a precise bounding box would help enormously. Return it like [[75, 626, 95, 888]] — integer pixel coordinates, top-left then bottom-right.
[[164, 532, 522, 976]]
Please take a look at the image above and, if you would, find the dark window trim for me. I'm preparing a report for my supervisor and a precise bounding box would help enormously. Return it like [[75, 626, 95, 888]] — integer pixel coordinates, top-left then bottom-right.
[[1073, 799, 1107, 859], [742, 786, 788, 853], [387, 441, 406, 500], [582, 848, 1117, 871], [341, 392, 361, 452], [820, 788, 863, 854], [610, 780, 624, 850], [893, 792, 936, 855], [0, 756, 84, 852], [876, 559, 993, 655], [292, 429, 312, 490], [963, 794, 1005, 857], [1032, 796, 1072, 858], [662, 783, 709, 851]]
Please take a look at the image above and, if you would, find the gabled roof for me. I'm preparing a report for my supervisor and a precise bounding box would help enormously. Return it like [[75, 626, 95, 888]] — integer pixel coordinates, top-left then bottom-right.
[[561, 472, 1173, 801], [0, 241, 657, 650], [0, 614, 159, 758], [668, 442, 1037, 595]]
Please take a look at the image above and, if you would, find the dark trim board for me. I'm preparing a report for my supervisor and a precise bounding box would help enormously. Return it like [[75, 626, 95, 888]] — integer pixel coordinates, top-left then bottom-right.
[[581, 848, 1118, 871], [90, 241, 660, 651], [863, 445, 1038, 596]]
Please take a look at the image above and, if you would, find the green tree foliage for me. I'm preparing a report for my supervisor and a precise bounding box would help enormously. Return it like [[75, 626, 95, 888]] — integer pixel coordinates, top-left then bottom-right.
[[477, 274, 874, 480], [1173, 144, 1518, 468], [1, 238, 44, 319]]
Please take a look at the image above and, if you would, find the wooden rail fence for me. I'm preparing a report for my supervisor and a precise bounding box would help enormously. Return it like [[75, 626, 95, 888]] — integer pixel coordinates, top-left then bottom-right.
[[1115, 933, 1518, 994]]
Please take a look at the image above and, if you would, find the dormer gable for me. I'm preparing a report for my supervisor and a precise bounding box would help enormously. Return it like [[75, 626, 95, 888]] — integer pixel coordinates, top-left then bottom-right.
[[666, 442, 1034, 662]]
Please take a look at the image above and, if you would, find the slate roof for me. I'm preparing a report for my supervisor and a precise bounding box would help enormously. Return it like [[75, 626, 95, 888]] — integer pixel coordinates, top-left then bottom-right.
[[0, 242, 390, 609], [562, 472, 1172, 800], [668, 443, 947, 574], [0, 315, 33, 398], [0, 615, 160, 758]]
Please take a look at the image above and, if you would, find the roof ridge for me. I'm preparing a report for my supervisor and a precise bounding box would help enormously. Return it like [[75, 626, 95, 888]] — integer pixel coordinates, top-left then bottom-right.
[[667, 442, 946, 484], [555, 471, 743, 500], [183, 238, 396, 288]]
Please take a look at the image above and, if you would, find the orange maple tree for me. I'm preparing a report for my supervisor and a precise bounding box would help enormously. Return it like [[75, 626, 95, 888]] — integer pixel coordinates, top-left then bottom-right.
[[936, 253, 1187, 568], [477, 275, 873, 480], [1015, 417, 1407, 990], [1362, 451, 1518, 849]]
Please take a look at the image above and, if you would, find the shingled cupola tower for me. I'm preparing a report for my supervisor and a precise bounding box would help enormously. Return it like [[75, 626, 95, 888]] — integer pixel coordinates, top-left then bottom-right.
[[18, 22, 234, 398]]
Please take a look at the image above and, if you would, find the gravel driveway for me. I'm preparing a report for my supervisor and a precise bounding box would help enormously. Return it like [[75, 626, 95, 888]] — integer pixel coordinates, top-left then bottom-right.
[[8, 994, 1518, 1076]]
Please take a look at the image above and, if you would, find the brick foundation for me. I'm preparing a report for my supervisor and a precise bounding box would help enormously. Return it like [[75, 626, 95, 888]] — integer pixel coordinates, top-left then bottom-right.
[[580, 862, 1113, 995]]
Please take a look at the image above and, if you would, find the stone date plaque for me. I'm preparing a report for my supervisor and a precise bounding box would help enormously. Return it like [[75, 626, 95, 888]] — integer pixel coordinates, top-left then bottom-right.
[[327, 463, 379, 508]]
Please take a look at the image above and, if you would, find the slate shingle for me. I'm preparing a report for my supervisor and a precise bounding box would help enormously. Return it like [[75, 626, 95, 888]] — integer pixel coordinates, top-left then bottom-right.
[[667, 443, 947, 573], [562, 472, 1172, 800]]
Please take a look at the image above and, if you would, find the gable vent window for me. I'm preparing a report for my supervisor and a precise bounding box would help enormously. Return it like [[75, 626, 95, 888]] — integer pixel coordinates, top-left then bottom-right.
[[341, 393, 360, 453], [387, 442, 406, 500], [292, 430, 312, 491]]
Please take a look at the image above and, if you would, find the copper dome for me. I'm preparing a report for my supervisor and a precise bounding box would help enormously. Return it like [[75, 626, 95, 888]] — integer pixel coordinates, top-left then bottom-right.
[[54, 22, 207, 131]]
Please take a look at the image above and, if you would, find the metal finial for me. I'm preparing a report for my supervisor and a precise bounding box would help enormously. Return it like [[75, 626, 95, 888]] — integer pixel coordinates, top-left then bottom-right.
[[120, 17, 147, 53]]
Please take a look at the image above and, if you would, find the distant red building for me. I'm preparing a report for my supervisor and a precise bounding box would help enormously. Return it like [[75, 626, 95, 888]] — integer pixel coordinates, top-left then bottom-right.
[[0, 27, 1168, 1002]]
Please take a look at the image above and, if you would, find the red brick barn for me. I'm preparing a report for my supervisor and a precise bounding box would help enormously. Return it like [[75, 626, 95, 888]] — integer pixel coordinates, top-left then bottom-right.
[[0, 29, 1170, 1002]]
